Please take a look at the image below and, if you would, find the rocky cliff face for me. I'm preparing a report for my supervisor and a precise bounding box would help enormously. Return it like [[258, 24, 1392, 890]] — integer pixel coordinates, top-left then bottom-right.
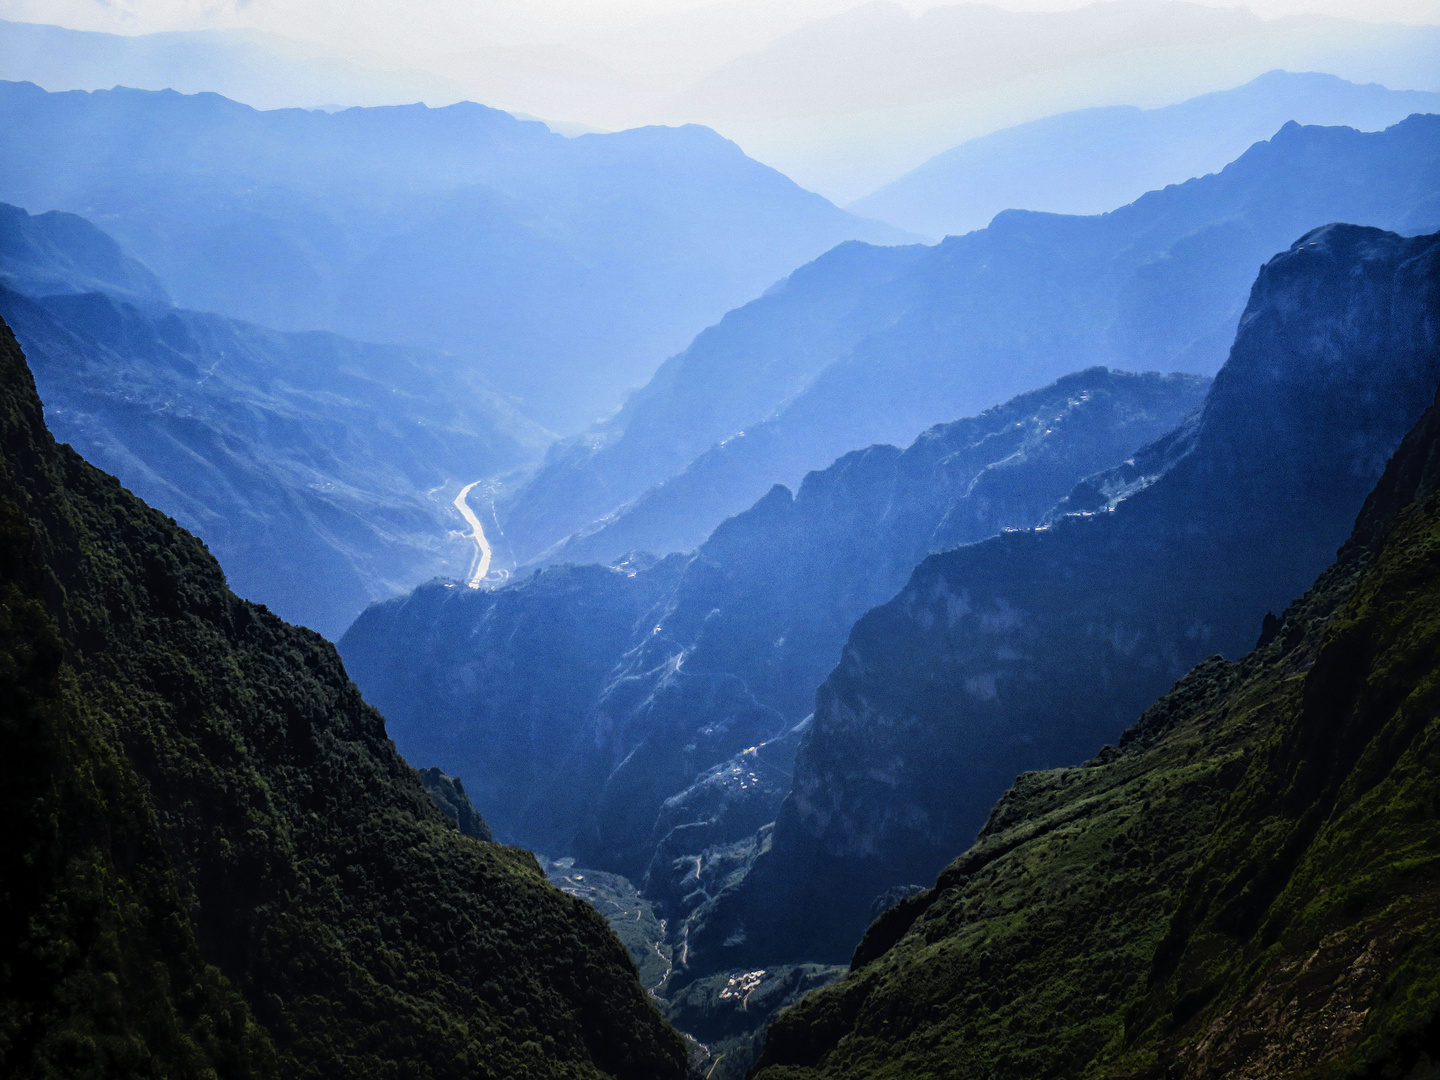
[[341, 368, 1206, 881], [686, 224, 1440, 973], [504, 114, 1440, 564], [0, 316, 686, 1079], [748, 280, 1440, 1080]]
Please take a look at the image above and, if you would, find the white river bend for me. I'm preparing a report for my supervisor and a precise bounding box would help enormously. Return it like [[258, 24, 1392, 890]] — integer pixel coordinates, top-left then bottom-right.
[[452, 480, 496, 588]]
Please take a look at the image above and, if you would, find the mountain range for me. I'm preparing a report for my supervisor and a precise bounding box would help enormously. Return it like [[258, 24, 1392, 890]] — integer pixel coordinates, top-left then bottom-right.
[[686, 222, 1440, 975], [502, 114, 1440, 568], [0, 79, 906, 431], [341, 367, 1207, 871], [752, 341, 1440, 1079], [851, 70, 1440, 239], [8, 3, 1440, 203], [7, 16, 1440, 1076], [0, 200, 549, 638]]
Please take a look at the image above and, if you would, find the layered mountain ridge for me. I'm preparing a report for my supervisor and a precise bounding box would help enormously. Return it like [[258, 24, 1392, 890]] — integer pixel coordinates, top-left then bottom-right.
[[504, 113, 1440, 566], [686, 223, 1440, 976], [851, 70, 1440, 238], [749, 254, 1440, 1080], [0, 314, 687, 1078], [0, 79, 908, 431], [341, 367, 1208, 881]]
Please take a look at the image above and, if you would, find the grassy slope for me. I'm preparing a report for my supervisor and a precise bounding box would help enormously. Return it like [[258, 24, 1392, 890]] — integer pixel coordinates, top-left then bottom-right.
[[0, 317, 687, 1080], [751, 390, 1440, 1079]]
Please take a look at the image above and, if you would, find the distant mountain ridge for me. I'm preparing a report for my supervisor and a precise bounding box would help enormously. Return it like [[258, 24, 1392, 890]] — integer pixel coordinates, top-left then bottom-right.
[[0, 200, 549, 638], [503, 114, 1440, 566], [851, 71, 1440, 239], [0, 79, 908, 431], [0, 17, 465, 111], [661, 0, 1440, 200]]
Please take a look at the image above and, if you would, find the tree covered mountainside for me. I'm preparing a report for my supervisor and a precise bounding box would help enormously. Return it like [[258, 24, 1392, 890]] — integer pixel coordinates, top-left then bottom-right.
[[0, 201, 549, 639], [689, 224, 1440, 976], [750, 292, 1440, 1080], [340, 367, 1207, 884], [0, 80, 908, 431], [502, 114, 1440, 566], [0, 316, 686, 1079]]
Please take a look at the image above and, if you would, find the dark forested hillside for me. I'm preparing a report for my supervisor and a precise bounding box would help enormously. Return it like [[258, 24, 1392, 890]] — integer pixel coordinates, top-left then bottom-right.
[[0, 316, 686, 1079], [749, 291, 1440, 1080], [0, 80, 908, 431], [690, 224, 1440, 975], [340, 368, 1206, 884], [0, 201, 550, 638], [504, 114, 1440, 564]]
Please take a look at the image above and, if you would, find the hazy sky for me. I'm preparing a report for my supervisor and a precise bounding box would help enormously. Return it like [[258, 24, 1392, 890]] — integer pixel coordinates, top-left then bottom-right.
[[3, 0, 1437, 196], [6, 0, 1439, 32]]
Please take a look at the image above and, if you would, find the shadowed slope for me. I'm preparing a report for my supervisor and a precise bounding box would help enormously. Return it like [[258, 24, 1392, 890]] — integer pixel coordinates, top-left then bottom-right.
[[0, 315, 686, 1080]]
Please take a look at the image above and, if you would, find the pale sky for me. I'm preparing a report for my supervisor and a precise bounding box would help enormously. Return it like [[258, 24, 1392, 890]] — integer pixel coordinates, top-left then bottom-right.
[[4, 0, 1438, 39]]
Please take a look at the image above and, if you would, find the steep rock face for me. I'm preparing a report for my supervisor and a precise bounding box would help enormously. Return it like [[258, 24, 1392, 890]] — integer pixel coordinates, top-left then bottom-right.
[[504, 115, 1440, 563], [0, 202, 550, 637], [0, 81, 907, 431], [748, 307, 1440, 1080], [688, 224, 1440, 972], [0, 317, 686, 1079], [341, 368, 1206, 879]]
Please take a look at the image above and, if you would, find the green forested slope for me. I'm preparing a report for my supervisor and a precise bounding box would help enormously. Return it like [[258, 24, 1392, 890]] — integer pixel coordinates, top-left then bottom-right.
[[1109, 393, 1440, 1079], [751, 385, 1440, 1079], [0, 316, 686, 1080]]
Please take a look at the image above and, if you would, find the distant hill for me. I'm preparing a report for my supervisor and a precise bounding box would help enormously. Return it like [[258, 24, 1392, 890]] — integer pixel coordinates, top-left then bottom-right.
[[851, 71, 1440, 239], [0, 80, 909, 432], [0, 201, 550, 639]]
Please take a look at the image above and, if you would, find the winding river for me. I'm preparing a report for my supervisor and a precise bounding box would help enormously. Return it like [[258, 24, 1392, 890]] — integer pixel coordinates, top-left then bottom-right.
[[452, 480, 495, 588]]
